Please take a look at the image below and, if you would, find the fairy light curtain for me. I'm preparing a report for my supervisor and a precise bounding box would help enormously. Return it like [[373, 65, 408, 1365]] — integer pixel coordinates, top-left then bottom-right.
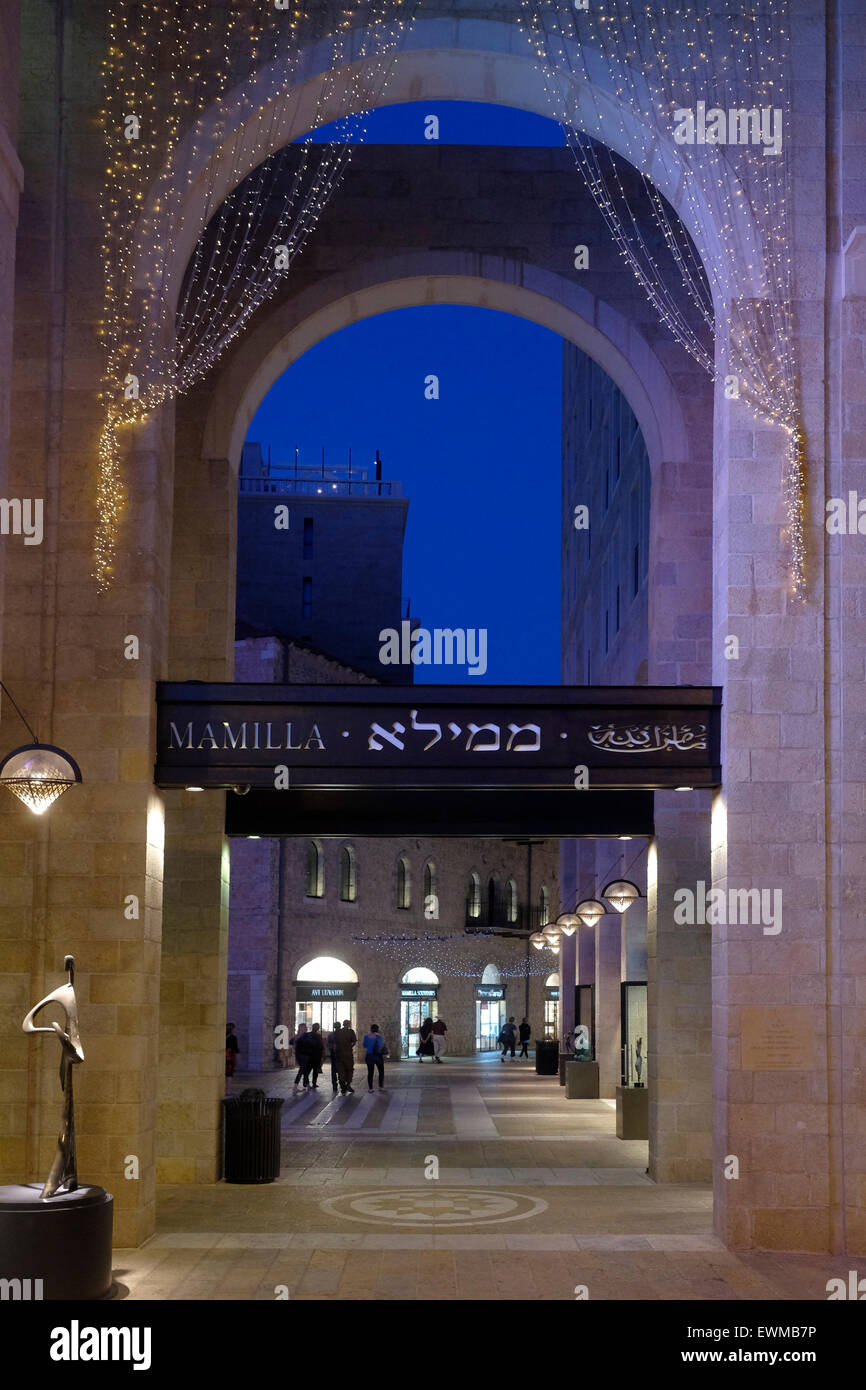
[[97, 0, 416, 590], [351, 933, 557, 979], [519, 0, 804, 597]]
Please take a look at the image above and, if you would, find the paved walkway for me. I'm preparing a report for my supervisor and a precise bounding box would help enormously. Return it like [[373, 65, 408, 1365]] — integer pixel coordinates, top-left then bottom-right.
[[115, 1056, 856, 1300]]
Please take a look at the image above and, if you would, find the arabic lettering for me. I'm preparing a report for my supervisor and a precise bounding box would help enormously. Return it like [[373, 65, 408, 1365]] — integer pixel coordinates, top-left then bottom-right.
[[587, 722, 708, 753]]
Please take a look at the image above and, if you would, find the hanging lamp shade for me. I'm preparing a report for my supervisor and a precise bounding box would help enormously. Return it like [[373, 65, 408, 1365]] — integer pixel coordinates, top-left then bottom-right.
[[555, 912, 580, 936], [0, 743, 82, 815], [575, 898, 607, 928], [602, 879, 640, 913], [542, 924, 561, 944], [529, 932, 546, 950]]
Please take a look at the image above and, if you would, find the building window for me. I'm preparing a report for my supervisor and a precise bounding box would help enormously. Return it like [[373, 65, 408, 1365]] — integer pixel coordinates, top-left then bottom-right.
[[397, 856, 411, 910], [468, 872, 481, 919], [506, 879, 518, 923], [340, 845, 356, 902], [424, 860, 436, 909], [303, 517, 313, 559], [302, 576, 312, 622], [539, 886, 550, 927], [487, 877, 497, 920], [305, 840, 323, 898]]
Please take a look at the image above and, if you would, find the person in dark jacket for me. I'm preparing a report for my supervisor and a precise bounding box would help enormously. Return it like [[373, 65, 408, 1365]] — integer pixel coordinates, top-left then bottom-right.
[[326, 1021, 341, 1092], [417, 1017, 435, 1061], [518, 1018, 531, 1058], [290, 1022, 308, 1094], [334, 1019, 357, 1094], [297, 1022, 324, 1091], [225, 1023, 239, 1078]]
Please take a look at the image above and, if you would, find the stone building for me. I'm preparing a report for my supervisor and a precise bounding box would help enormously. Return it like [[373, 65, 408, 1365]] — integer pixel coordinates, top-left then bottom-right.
[[0, 0, 864, 1259]]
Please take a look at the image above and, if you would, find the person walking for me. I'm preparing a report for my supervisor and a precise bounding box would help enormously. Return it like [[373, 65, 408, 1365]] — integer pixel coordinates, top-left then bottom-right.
[[326, 1019, 340, 1093], [334, 1018, 357, 1094], [363, 1024, 387, 1091], [431, 1016, 447, 1064], [225, 1023, 239, 1078], [289, 1022, 307, 1094], [518, 1017, 531, 1058], [500, 1016, 518, 1061], [299, 1021, 324, 1090], [417, 1016, 435, 1062]]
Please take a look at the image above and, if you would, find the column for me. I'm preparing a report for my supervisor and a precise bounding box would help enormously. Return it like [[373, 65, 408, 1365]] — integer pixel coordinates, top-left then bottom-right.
[[647, 792, 713, 1182]]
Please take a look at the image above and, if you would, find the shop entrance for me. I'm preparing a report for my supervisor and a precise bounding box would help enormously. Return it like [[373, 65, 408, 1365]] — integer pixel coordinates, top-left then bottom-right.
[[400, 967, 439, 1056], [544, 974, 560, 1040], [293, 956, 358, 1040], [475, 997, 505, 1051]]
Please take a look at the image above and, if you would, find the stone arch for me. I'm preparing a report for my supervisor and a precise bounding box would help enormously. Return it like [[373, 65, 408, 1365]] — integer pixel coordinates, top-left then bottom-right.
[[202, 253, 692, 481], [141, 17, 762, 313]]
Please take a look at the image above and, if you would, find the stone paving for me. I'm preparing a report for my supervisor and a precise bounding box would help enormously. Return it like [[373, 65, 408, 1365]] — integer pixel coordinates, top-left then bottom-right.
[[115, 1057, 856, 1300]]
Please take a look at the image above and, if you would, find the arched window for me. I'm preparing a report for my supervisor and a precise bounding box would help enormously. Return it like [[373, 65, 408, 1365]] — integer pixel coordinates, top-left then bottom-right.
[[305, 839, 323, 898], [481, 963, 501, 984], [297, 956, 358, 983], [397, 856, 411, 910], [340, 845, 357, 902], [402, 966, 439, 985], [423, 860, 436, 903], [545, 972, 560, 988], [539, 885, 549, 927], [506, 879, 518, 923], [487, 876, 497, 919], [468, 871, 481, 919]]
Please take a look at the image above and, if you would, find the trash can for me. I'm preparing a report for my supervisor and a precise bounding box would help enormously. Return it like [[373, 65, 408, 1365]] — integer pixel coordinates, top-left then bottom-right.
[[222, 1088, 284, 1183], [535, 1040, 559, 1076]]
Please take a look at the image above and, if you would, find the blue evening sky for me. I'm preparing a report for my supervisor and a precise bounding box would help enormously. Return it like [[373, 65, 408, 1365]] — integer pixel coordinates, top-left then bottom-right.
[[246, 102, 567, 685]]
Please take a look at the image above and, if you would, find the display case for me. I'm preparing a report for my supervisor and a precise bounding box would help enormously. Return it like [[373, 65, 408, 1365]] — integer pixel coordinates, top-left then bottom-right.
[[620, 980, 647, 1086], [574, 984, 595, 1059]]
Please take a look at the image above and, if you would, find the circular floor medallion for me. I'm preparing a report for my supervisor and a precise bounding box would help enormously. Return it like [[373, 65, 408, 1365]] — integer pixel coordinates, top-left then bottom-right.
[[319, 1186, 547, 1227]]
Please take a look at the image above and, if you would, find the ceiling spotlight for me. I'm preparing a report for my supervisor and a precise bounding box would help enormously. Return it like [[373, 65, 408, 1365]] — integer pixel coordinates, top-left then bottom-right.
[[555, 912, 581, 937], [575, 898, 606, 928], [0, 743, 82, 816], [602, 879, 641, 913]]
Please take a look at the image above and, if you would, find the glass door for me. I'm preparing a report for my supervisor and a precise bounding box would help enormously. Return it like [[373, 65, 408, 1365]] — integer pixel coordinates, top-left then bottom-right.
[[543, 997, 558, 1039], [295, 1000, 356, 1035], [401, 999, 438, 1056], [475, 999, 505, 1051]]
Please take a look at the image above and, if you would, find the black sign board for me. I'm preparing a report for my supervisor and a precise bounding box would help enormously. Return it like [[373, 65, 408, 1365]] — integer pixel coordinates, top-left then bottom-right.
[[400, 986, 438, 999], [156, 683, 721, 792], [476, 985, 506, 1000], [294, 983, 358, 1002]]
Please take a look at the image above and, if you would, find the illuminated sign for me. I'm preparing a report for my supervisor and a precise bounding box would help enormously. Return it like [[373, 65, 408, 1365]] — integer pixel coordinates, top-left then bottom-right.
[[476, 985, 506, 1000], [294, 983, 358, 1002], [400, 986, 438, 999]]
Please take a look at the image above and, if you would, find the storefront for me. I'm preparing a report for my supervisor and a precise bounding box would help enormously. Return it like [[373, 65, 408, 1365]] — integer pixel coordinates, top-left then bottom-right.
[[475, 977, 506, 1052], [544, 973, 559, 1040], [294, 956, 358, 1035], [400, 968, 439, 1056]]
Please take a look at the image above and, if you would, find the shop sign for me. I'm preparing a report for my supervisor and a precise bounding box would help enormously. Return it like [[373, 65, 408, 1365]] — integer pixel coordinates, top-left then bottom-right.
[[476, 985, 505, 1000], [294, 982, 358, 1002], [400, 986, 438, 999]]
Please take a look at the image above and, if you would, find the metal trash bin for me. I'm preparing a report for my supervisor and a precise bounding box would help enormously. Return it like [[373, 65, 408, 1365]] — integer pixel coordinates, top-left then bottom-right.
[[222, 1088, 284, 1183], [535, 1040, 560, 1076]]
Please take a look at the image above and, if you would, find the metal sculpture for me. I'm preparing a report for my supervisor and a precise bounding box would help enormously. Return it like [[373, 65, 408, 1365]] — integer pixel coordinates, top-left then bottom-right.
[[22, 955, 84, 1197]]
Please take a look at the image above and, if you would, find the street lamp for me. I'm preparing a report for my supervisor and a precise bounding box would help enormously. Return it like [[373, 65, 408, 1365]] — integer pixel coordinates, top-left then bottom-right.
[[529, 932, 546, 950], [602, 879, 640, 913], [0, 682, 82, 815], [575, 898, 607, 928], [555, 912, 581, 937]]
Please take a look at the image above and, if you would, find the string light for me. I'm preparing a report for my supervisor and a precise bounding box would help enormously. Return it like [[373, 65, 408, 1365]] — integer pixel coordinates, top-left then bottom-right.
[[350, 932, 556, 978], [96, 0, 418, 590], [517, 0, 805, 598]]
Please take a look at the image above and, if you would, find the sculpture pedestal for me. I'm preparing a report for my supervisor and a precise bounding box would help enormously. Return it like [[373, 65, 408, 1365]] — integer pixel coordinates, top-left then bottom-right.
[[0, 1184, 114, 1299], [616, 1085, 649, 1139], [565, 1060, 600, 1099]]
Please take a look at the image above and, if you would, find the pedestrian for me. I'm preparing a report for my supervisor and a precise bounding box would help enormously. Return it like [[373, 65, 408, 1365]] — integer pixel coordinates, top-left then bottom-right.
[[326, 1019, 340, 1092], [431, 1015, 447, 1063], [298, 1022, 324, 1090], [334, 1018, 358, 1094], [518, 1017, 531, 1058], [289, 1021, 307, 1094], [500, 1016, 518, 1061], [363, 1023, 387, 1091], [417, 1016, 435, 1062], [225, 1023, 239, 1078]]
